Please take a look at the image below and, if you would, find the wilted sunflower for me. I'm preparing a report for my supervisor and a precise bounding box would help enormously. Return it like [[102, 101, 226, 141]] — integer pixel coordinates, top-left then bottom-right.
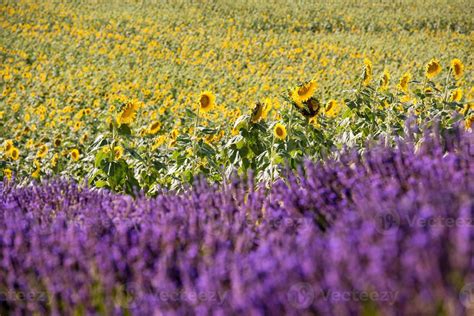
[[425, 59, 442, 80], [362, 58, 373, 86], [398, 72, 411, 93], [199, 91, 215, 112], [291, 80, 317, 106], [70, 149, 80, 161], [450, 59, 464, 80], [148, 121, 161, 134], [36, 144, 48, 159], [379, 69, 390, 91], [114, 146, 124, 160], [117, 100, 139, 125], [449, 88, 463, 102], [273, 123, 287, 140], [10, 147, 19, 161], [325, 99, 341, 118]]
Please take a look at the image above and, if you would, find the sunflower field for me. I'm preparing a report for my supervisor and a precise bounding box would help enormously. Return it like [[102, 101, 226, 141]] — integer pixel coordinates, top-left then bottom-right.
[[1, 0, 474, 314]]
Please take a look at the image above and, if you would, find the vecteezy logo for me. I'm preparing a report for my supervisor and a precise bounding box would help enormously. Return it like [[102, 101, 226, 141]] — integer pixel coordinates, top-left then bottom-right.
[[374, 209, 400, 235], [287, 282, 314, 309], [460, 282, 474, 309]]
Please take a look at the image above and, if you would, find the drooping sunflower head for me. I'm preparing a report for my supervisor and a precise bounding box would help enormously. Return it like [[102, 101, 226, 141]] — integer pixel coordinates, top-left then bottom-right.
[[449, 88, 463, 102], [36, 144, 48, 159], [273, 123, 287, 140], [379, 69, 390, 91], [398, 72, 411, 92], [362, 58, 373, 86], [251, 102, 264, 123], [198, 91, 215, 112], [425, 59, 442, 80], [70, 149, 80, 161], [450, 59, 464, 80], [148, 121, 161, 135], [291, 80, 317, 106]]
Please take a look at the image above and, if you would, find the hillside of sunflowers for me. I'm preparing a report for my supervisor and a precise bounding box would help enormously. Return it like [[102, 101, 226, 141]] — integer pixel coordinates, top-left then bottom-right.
[[1, 0, 474, 314]]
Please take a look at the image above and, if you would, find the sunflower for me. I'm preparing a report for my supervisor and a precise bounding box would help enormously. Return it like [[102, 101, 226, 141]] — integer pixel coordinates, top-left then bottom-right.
[[32, 160, 41, 178], [291, 80, 317, 106], [51, 153, 59, 168], [250, 102, 265, 123], [450, 59, 464, 80], [3, 168, 12, 181], [148, 121, 161, 134], [325, 99, 341, 118], [198, 91, 215, 112], [36, 144, 48, 159], [10, 147, 19, 161], [362, 58, 373, 86], [116, 100, 139, 125], [54, 137, 62, 147], [379, 69, 390, 91], [424, 87, 433, 96], [273, 123, 287, 140], [4, 140, 13, 153], [449, 88, 463, 102], [425, 59, 442, 80], [465, 115, 474, 130], [70, 149, 80, 161], [114, 146, 124, 160], [398, 72, 411, 93]]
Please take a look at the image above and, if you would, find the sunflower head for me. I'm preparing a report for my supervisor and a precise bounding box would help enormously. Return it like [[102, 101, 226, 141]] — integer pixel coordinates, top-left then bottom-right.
[[114, 146, 124, 160], [4, 140, 13, 153], [37, 144, 48, 159], [325, 99, 341, 118], [116, 100, 140, 126], [379, 69, 390, 91], [10, 147, 19, 161], [450, 59, 464, 80], [198, 91, 215, 112], [449, 88, 463, 102], [70, 149, 80, 161], [148, 121, 161, 134], [3, 168, 12, 181], [362, 58, 373, 86], [54, 137, 62, 147], [398, 72, 411, 93], [273, 123, 287, 140], [250, 102, 265, 123], [291, 80, 317, 106], [425, 59, 442, 80]]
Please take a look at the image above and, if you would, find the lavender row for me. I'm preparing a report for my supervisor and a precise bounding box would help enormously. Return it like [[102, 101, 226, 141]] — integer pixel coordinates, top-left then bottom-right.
[[1, 127, 473, 315]]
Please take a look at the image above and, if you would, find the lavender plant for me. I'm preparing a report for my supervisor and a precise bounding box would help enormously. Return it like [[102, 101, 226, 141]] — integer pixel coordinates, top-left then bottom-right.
[[0, 126, 473, 315]]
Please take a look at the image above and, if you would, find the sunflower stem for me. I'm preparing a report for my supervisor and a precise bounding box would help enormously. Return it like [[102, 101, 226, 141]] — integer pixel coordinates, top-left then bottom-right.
[[192, 107, 201, 172]]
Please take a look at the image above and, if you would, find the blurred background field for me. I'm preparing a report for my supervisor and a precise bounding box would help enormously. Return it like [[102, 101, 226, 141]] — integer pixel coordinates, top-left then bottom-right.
[[0, 0, 472, 190]]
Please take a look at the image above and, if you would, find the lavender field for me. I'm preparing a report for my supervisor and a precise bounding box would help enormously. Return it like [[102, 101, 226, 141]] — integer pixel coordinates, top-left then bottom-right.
[[1, 125, 473, 315]]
